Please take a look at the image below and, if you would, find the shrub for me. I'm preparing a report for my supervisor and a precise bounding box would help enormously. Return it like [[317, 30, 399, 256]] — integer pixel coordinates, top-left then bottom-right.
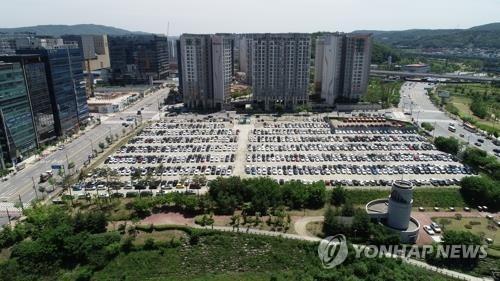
[[135, 224, 154, 233], [143, 238, 157, 250]]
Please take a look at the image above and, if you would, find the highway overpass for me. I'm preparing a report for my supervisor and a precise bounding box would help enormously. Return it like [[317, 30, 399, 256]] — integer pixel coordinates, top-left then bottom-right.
[[370, 70, 500, 82]]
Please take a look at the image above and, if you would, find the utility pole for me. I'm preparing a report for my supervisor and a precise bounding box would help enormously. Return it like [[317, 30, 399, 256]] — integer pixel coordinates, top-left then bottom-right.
[[18, 195, 23, 212], [32, 176, 38, 200], [5, 208, 11, 226]]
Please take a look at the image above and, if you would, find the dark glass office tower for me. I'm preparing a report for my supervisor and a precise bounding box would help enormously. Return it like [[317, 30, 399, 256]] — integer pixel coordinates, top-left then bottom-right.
[[0, 54, 56, 145], [0, 62, 37, 169], [17, 47, 89, 136], [108, 34, 169, 84]]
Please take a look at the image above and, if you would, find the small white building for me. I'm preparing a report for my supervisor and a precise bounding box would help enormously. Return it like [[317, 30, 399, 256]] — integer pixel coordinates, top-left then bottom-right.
[[87, 92, 138, 113]]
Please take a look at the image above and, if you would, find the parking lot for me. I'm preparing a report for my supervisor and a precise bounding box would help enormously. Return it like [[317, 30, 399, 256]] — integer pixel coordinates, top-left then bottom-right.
[[72, 113, 471, 198]]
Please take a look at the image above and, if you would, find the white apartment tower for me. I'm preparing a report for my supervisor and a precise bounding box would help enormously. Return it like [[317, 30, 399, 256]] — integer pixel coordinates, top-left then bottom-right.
[[342, 34, 372, 100], [315, 33, 372, 105], [248, 33, 311, 110], [179, 34, 233, 110]]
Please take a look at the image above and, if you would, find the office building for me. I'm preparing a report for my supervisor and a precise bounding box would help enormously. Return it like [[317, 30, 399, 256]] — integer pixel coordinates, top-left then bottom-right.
[[247, 33, 311, 110], [0, 55, 56, 145], [0, 62, 37, 169], [0, 32, 36, 55], [62, 34, 111, 71], [315, 33, 372, 105], [179, 34, 233, 110], [108, 35, 169, 84], [17, 45, 89, 136]]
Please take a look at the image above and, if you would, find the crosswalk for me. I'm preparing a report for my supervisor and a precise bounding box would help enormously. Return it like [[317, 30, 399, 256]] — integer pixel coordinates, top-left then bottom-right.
[[0, 202, 22, 216]]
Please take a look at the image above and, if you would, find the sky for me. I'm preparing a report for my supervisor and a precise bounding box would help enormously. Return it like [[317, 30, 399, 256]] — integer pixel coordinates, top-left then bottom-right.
[[1, 0, 499, 35]]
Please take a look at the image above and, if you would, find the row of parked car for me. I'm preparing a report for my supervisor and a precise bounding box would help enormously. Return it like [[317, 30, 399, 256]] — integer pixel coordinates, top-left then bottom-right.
[[247, 143, 436, 152], [333, 127, 418, 135], [246, 152, 454, 163], [129, 135, 238, 144], [327, 178, 460, 187], [262, 119, 328, 129], [249, 135, 429, 143], [116, 144, 238, 154], [106, 154, 236, 165], [245, 164, 469, 176], [111, 165, 234, 177], [138, 129, 236, 136]]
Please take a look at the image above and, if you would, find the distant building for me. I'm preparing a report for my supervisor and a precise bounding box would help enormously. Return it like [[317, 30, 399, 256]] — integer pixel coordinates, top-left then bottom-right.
[[179, 34, 233, 110], [0, 62, 37, 169], [0, 32, 36, 55], [0, 54, 56, 145], [402, 63, 430, 73], [315, 33, 372, 105], [17, 45, 89, 136], [247, 33, 311, 110], [108, 34, 170, 84], [61, 34, 111, 71], [238, 36, 249, 80]]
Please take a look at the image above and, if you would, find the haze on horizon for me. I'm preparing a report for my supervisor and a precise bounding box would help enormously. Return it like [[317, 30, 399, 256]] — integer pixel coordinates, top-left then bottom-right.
[[1, 0, 499, 35]]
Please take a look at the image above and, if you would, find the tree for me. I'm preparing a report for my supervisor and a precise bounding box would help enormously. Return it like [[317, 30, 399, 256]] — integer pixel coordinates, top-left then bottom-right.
[[98, 142, 105, 151], [470, 99, 488, 119], [421, 122, 434, 131], [330, 185, 347, 207], [434, 136, 461, 155], [322, 207, 343, 236]]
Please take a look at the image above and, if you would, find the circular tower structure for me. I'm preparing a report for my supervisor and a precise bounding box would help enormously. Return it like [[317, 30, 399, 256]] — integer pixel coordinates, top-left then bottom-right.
[[387, 180, 414, 230]]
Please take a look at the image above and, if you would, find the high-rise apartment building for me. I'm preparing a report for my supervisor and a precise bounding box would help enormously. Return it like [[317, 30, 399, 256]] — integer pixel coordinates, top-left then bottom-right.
[[342, 34, 372, 100], [0, 55, 56, 145], [315, 33, 372, 105], [0, 62, 37, 169], [108, 35, 169, 84], [179, 34, 233, 110], [247, 33, 311, 110]]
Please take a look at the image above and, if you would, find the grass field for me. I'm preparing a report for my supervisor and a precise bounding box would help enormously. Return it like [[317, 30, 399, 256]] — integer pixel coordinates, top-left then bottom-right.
[[434, 217, 499, 247], [92, 230, 456, 281], [437, 83, 500, 134], [345, 188, 467, 208], [133, 230, 188, 245]]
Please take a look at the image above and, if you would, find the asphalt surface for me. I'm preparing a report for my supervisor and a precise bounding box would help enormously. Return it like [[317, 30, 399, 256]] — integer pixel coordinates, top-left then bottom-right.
[[0, 87, 169, 206], [399, 82, 499, 155]]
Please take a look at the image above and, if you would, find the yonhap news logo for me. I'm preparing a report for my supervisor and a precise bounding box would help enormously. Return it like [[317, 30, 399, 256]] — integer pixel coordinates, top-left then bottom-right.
[[317, 234, 349, 268]]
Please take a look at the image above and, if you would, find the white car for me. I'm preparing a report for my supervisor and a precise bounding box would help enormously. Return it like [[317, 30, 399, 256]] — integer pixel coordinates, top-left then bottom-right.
[[430, 222, 442, 233], [424, 225, 435, 235]]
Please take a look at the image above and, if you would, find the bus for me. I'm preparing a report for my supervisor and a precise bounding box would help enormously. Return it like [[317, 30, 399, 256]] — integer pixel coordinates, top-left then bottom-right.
[[463, 122, 477, 133], [448, 124, 456, 132]]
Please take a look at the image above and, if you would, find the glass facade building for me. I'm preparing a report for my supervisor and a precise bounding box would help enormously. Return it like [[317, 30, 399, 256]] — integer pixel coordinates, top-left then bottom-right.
[[18, 47, 89, 136], [108, 35, 169, 84], [0, 62, 37, 169], [0, 54, 56, 145]]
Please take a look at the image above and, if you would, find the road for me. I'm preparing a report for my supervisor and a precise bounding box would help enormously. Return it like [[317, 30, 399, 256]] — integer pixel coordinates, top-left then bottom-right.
[[399, 82, 498, 155], [371, 70, 500, 83], [0, 87, 170, 206]]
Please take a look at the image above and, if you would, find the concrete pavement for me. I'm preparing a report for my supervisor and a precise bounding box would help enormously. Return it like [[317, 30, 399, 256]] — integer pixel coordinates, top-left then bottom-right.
[[399, 82, 498, 155]]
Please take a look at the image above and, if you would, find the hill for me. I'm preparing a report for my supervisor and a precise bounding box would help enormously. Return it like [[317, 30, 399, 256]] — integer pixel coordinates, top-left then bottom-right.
[[355, 23, 500, 49], [0, 24, 148, 36]]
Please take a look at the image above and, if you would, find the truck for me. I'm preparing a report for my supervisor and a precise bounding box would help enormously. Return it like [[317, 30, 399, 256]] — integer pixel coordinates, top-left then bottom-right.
[[39, 170, 53, 183]]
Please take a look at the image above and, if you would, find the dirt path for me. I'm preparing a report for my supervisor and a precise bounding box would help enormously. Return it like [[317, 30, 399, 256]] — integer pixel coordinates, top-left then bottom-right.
[[294, 216, 323, 237]]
